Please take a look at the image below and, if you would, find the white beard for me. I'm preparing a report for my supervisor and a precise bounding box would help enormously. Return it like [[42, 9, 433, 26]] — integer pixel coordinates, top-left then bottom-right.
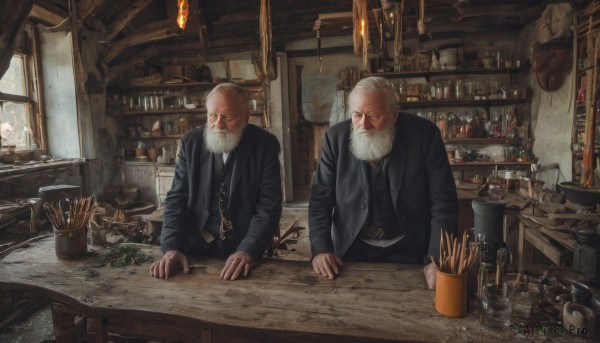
[[203, 124, 246, 153], [350, 125, 395, 161]]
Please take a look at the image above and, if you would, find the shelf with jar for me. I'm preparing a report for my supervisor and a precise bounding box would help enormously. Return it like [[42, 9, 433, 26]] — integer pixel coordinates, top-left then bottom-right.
[[373, 66, 528, 79], [381, 66, 529, 108], [399, 98, 527, 109], [417, 104, 522, 141]]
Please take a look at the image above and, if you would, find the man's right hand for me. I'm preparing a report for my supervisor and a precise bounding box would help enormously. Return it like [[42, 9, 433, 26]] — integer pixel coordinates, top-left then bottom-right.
[[150, 250, 189, 280], [312, 252, 343, 279]]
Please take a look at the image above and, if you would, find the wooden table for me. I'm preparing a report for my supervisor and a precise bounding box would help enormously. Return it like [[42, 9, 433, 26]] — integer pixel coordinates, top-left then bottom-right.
[[0, 238, 529, 342]]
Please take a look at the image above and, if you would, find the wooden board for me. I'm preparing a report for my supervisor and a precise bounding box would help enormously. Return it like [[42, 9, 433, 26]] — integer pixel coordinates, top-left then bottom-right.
[[0, 238, 522, 343], [524, 228, 563, 266]]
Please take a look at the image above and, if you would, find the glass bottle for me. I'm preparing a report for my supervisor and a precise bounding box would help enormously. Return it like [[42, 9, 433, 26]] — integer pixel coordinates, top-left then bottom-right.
[[490, 113, 501, 138], [455, 79, 465, 100], [511, 275, 532, 322], [435, 82, 443, 100], [436, 112, 447, 139], [465, 112, 475, 138]]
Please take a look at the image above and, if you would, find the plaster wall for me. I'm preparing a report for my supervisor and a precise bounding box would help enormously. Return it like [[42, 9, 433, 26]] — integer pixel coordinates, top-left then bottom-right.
[[518, 22, 575, 188], [39, 30, 80, 159]]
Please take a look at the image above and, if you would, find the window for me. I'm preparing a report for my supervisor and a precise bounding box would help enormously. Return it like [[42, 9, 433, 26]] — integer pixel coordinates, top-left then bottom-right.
[[0, 25, 43, 152]]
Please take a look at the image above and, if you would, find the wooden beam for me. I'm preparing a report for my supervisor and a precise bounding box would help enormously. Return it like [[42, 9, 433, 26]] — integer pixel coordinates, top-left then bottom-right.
[[30, 4, 65, 26], [286, 45, 354, 58], [108, 46, 158, 83], [105, 0, 152, 41], [105, 26, 181, 63], [0, 93, 31, 103], [525, 227, 563, 266], [77, 0, 104, 22]]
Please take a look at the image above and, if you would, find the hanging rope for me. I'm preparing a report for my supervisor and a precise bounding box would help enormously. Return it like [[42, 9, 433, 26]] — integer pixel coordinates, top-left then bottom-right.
[[259, 0, 273, 83], [417, 0, 426, 35], [353, 0, 369, 68], [393, 1, 404, 68]]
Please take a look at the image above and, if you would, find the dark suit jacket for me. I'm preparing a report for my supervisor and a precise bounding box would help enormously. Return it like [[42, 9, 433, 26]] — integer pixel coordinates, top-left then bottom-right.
[[161, 124, 282, 262], [309, 113, 458, 263]]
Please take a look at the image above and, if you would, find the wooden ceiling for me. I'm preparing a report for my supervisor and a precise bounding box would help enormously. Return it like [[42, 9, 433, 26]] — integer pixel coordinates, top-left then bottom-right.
[[29, 0, 583, 67]]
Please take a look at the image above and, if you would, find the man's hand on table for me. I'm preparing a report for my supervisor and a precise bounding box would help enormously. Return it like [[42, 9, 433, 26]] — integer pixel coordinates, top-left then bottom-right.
[[220, 251, 254, 280], [424, 262, 436, 290], [150, 250, 189, 280], [312, 252, 343, 279]]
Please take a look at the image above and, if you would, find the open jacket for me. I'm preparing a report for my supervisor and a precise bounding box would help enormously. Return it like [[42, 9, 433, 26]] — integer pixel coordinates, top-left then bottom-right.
[[161, 124, 282, 262], [309, 113, 458, 263]]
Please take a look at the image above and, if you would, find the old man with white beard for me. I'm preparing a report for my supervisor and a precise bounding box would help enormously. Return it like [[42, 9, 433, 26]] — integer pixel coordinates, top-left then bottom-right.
[[309, 77, 458, 289], [151, 83, 282, 281]]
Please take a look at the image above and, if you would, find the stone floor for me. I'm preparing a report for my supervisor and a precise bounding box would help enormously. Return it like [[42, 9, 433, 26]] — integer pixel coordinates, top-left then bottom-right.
[[0, 205, 310, 343]]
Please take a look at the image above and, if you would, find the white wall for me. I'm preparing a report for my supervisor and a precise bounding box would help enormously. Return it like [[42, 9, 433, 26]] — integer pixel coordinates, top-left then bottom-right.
[[518, 23, 574, 186], [39, 30, 80, 158]]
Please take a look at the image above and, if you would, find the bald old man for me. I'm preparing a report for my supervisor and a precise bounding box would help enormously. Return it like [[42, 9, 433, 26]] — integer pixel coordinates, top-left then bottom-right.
[[151, 83, 282, 281]]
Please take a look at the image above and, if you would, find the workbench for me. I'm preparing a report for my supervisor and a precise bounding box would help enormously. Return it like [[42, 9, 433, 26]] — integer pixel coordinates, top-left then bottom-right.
[[0, 238, 530, 343]]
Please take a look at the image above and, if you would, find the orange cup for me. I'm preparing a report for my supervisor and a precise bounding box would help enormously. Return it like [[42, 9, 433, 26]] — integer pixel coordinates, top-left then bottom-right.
[[435, 269, 468, 318]]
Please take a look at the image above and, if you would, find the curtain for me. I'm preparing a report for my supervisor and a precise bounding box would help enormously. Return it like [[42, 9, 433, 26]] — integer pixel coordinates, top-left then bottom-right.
[[0, 0, 34, 80]]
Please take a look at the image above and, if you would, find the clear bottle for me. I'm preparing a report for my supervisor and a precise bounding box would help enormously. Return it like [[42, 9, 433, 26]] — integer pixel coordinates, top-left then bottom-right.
[[511, 275, 532, 322], [436, 112, 447, 139], [455, 79, 465, 100], [435, 82, 443, 100]]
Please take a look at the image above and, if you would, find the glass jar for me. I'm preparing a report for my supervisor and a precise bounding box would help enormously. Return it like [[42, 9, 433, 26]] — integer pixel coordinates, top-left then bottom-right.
[[465, 112, 475, 138], [436, 112, 448, 139], [444, 80, 455, 100], [455, 79, 465, 100], [435, 82, 443, 100], [490, 113, 501, 138]]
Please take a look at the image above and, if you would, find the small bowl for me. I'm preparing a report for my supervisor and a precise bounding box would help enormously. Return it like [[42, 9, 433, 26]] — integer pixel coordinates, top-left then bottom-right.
[[184, 104, 197, 109]]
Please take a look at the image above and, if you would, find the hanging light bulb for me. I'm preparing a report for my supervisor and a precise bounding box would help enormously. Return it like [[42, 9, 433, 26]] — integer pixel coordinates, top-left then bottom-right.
[[177, 0, 189, 30]]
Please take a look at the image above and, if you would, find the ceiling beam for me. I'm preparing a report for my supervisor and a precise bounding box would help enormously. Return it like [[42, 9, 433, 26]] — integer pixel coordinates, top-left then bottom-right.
[[77, 0, 104, 22], [105, 0, 152, 40], [108, 46, 158, 83], [105, 25, 181, 62], [30, 4, 65, 26]]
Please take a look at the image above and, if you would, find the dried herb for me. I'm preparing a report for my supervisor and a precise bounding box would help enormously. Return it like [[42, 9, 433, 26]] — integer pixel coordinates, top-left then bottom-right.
[[94, 244, 150, 268]]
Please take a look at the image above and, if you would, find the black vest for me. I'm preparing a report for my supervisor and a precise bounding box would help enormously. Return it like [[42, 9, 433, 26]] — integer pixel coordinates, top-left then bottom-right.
[[360, 158, 404, 240]]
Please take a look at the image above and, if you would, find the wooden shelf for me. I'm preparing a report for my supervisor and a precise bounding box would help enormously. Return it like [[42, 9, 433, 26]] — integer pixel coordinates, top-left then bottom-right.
[[444, 137, 518, 145], [122, 134, 184, 140], [119, 109, 207, 117], [120, 80, 262, 90], [373, 67, 528, 79], [399, 98, 527, 109], [117, 109, 263, 118], [450, 161, 532, 166]]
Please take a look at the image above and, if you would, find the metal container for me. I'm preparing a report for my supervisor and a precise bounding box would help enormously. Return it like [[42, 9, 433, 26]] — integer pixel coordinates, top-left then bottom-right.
[[54, 225, 87, 259], [472, 199, 508, 263]]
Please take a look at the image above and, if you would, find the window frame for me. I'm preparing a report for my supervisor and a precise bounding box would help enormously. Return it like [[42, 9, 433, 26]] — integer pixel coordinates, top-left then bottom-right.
[[0, 23, 46, 155]]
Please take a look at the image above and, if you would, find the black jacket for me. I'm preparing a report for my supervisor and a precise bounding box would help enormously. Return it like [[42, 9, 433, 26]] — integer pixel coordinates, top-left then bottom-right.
[[309, 113, 458, 263], [161, 124, 282, 262]]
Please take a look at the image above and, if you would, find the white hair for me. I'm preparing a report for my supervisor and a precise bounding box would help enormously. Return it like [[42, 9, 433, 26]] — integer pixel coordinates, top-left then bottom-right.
[[348, 76, 399, 115], [205, 83, 250, 111]]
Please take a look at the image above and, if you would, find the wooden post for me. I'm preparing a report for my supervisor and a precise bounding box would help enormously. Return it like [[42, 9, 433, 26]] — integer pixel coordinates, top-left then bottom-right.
[[86, 317, 108, 343]]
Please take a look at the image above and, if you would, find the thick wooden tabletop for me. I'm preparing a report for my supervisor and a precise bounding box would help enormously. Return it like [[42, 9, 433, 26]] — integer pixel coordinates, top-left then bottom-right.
[[0, 238, 521, 342]]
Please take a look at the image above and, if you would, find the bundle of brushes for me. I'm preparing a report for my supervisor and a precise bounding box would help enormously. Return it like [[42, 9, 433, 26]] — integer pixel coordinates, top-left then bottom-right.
[[431, 229, 478, 275], [43, 196, 97, 231]]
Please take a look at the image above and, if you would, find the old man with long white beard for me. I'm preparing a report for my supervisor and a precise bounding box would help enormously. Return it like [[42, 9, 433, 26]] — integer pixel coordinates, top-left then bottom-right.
[[151, 83, 282, 281], [309, 77, 458, 289]]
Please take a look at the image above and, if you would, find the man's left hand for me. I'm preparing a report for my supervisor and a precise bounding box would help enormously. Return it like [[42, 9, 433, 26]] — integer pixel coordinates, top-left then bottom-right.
[[220, 251, 255, 280], [423, 262, 436, 290]]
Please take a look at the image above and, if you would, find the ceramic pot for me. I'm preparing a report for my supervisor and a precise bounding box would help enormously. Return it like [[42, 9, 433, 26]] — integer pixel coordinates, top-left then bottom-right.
[[147, 148, 159, 162], [435, 269, 468, 318], [54, 225, 87, 259]]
